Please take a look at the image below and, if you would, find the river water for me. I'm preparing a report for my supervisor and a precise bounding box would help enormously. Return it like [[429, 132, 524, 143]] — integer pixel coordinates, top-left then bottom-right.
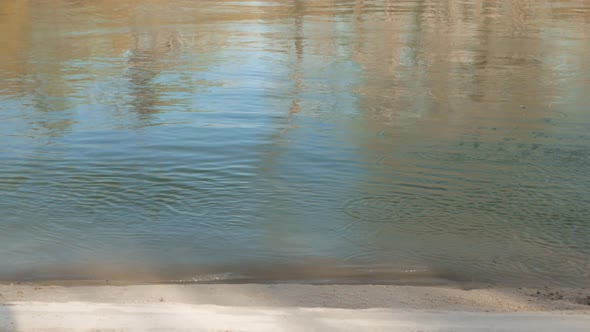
[[1, 0, 589, 286]]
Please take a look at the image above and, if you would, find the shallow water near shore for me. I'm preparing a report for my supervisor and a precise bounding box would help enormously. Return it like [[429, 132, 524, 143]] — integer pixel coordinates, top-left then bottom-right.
[[1, 0, 589, 287]]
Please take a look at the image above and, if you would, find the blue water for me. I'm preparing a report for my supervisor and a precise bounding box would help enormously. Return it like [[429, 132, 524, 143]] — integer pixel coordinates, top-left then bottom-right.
[[1, 0, 589, 286]]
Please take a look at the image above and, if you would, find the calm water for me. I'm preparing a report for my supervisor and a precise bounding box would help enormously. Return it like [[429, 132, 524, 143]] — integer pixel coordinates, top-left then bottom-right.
[[1, 0, 589, 286]]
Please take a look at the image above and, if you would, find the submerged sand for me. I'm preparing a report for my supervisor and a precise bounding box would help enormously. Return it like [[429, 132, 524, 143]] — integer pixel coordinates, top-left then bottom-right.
[[1, 284, 589, 331]]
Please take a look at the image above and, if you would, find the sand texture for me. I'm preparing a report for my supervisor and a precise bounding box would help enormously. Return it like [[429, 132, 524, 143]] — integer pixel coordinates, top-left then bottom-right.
[[1, 284, 589, 331]]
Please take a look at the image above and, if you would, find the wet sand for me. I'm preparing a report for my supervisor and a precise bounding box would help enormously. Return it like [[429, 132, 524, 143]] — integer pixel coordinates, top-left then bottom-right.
[[1, 284, 590, 311], [1, 284, 589, 331]]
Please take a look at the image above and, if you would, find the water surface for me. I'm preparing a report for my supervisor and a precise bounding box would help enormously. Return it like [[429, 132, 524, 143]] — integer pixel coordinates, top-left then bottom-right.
[[1, 0, 589, 286]]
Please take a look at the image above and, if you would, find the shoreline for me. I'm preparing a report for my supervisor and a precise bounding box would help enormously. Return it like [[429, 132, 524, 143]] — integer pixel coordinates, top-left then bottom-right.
[[2, 283, 589, 312], [2, 284, 589, 331]]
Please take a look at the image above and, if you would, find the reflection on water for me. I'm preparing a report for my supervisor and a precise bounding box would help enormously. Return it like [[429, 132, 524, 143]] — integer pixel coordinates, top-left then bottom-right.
[[1, 0, 589, 286]]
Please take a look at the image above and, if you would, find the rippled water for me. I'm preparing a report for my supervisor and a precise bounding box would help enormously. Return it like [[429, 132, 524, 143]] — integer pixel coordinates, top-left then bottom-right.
[[1, 0, 589, 286]]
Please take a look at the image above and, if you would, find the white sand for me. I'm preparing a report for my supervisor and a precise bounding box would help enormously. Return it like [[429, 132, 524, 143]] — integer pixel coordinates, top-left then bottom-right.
[[3, 302, 590, 332], [1, 284, 589, 331]]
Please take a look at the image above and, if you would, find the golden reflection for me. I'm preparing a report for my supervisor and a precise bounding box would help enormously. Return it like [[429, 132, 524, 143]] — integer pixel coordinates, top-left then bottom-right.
[[0, 0, 588, 286], [1, 0, 587, 149]]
